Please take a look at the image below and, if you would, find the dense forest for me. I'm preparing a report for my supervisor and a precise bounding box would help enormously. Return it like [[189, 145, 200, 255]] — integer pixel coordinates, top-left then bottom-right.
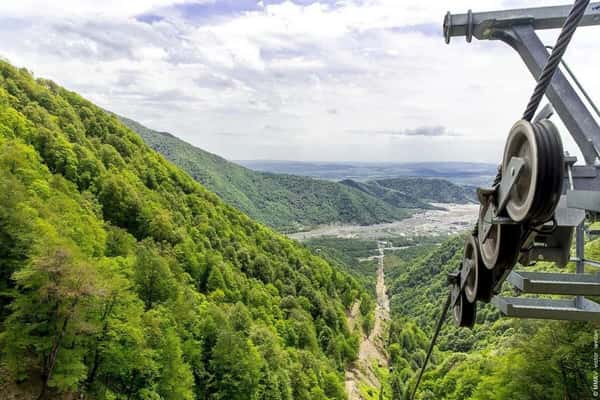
[[0, 60, 375, 399], [339, 178, 476, 210], [338, 180, 435, 210], [120, 118, 476, 233], [119, 117, 411, 232], [369, 178, 476, 205], [303, 237, 380, 295], [382, 236, 598, 399]]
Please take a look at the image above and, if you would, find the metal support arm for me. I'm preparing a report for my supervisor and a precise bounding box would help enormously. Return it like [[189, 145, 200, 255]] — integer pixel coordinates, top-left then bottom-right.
[[502, 25, 600, 164], [444, 3, 600, 42], [445, 4, 600, 165]]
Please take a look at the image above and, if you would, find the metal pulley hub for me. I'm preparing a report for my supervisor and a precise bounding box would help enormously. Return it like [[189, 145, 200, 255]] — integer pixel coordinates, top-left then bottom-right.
[[477, 201, 521, 271]]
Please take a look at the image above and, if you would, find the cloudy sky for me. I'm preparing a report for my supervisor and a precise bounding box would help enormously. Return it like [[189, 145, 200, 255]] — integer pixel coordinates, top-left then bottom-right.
[[0, 0, 598, 163]]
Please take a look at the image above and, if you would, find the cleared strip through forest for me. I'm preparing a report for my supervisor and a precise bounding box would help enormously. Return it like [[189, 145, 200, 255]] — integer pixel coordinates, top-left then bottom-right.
[[345, 242, 391, 399]]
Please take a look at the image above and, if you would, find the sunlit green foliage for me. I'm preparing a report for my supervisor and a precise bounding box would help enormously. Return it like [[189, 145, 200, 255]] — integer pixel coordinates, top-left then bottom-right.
[[0, 61, 366, 399], [383, 236, 599, 400], [304, 237, 378, 294], [369, 178, 476, 205]]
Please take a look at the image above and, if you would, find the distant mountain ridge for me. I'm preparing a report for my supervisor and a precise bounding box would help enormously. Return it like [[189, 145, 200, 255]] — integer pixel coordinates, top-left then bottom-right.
[[238, 160, 496, 186], [119, 117, 411, 231], [371, 177, 477, 204], [120, 117, 476, 231], [338, 179, 438, 210], [339, 178, 476, 209]]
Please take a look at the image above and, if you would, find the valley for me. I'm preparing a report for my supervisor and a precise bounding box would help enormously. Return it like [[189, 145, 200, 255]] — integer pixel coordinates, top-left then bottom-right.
[[0, 56, 594, 400], [301, 211, 481, 400], [119, 116, 478, 234], [289, 203, 479, 241], [345, 242, 390, 400]]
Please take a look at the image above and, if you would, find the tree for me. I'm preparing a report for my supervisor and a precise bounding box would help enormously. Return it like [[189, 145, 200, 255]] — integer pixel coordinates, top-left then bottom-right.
[[83, 259, 149, 397], [359, 292, 373, 316], [210, 331, 264, 400], [133, 240, 175, 310], [1, 246, 103, 399], [0, 60, 371, 400], [230, 302, 252, 335], [362, 310, 375, 336]]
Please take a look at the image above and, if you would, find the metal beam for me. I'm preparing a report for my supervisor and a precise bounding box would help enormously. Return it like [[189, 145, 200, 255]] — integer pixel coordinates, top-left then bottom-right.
[[504, 25, 600, 164], [576, 223, 585, 307], [444, 4, 600, 164], [492, 296, 600, 321], [507, 271, 600, 296], [567, 190, 600, 211], [444, 3, 600, 42]]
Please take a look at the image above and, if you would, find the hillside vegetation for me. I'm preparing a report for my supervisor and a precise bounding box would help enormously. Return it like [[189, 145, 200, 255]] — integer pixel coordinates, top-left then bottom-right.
[[120, 117, 411, 232], [338, 180, 436, 210], [303, 237, 380, 294], [0, 61, 372, 400], [382, 236, 596, 399], [371, 177, 476, 205]]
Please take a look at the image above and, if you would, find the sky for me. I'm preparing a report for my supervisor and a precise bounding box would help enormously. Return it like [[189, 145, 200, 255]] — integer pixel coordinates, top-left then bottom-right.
[[0, 0, 599, 163]]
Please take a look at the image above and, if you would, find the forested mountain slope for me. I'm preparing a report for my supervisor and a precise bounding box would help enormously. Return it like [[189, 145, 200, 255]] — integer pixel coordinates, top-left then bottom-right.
[[337, 177, 476, 213], [0, 61, 370, 400], [119, 117, 410, 232], [338, 179, 436, 210], [382, 236, 596, 399], [372, 177, 476, 205]]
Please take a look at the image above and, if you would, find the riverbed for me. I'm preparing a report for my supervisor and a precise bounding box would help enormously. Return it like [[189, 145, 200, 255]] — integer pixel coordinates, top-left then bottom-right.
[[289, 203, 479, 241]]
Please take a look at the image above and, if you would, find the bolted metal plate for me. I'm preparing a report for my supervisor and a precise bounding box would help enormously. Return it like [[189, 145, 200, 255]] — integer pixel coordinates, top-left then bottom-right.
[[480, 204, 495, 243], [497, 156, 525, 214], [567, 190, 600, 212], [507, 271, 600, 296], [555, 195, 586, 226]]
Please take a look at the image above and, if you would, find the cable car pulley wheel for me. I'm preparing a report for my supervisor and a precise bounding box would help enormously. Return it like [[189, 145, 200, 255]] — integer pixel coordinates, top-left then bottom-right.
[[503, 119, 564, 224], [462, 235, 494, 303], [453, 291, 476, 328], [477, 201, 521, 271]]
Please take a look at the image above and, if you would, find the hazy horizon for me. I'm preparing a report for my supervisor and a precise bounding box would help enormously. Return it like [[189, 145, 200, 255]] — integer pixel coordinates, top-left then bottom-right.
[[234, 159, 496, 164], [1, 0, 598, 163]]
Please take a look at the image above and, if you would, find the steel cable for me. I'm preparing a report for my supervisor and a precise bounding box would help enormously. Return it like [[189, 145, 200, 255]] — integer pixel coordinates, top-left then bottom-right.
[[409, 293, 451, 400], [522, 0, 590, 122]]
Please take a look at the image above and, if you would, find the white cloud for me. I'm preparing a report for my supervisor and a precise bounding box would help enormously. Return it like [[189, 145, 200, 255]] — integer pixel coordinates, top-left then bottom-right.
[[0, 0, 598, 163], [0, 0, 204, 18]]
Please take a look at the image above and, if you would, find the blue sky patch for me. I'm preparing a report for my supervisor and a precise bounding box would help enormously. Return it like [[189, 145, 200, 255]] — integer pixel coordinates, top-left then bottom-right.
[[136, 14, 165, 24], [171, 0, 343, 22]]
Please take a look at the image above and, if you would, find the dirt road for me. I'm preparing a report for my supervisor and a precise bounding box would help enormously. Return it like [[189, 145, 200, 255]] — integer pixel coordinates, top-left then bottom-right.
[[345, 243, 391, 400]]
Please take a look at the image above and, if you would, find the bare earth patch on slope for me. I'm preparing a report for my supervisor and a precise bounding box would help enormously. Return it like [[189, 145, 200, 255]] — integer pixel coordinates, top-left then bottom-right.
[[345, 243, 390, 400]]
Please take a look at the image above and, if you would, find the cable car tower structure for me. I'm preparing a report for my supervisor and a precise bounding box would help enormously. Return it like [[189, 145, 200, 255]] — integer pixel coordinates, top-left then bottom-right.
[[410, 2, 600, 398], [444, 0, 600, 325]]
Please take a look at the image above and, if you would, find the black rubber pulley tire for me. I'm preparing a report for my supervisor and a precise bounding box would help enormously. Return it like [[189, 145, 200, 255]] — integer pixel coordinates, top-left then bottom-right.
[[477, 202, 521, 272], [462, 235, 494, 303], [453, 291, 476, 328], [503, 119, 564, 224]]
